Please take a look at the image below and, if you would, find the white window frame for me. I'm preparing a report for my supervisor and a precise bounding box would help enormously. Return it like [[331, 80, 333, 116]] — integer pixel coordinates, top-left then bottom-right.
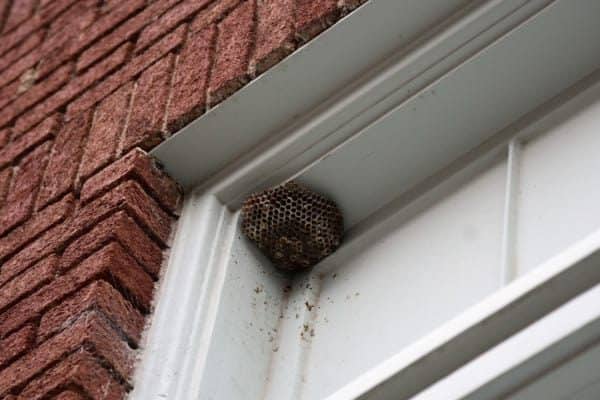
[[129, 0, 600, 398], [406, 278, 600, 400]]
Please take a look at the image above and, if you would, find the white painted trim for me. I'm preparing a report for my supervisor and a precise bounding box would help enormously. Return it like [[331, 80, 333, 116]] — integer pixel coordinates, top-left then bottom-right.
[[134, 0, 600, 398], [130, 195, 236, 399], [152, 0, 554, 194], [324, 230, 600, 400], [262, 273, 323, 400], [411, 282, 600, 400], [500, 139, 521, 285]]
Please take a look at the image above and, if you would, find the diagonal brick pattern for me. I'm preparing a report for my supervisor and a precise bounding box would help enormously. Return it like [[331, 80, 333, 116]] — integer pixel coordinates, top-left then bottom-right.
[[0, 0, 366, 398]]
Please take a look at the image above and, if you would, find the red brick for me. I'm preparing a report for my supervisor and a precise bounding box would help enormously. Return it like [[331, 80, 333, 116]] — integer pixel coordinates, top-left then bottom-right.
[[0, 142, 51, 237], [78, 83, 132, 181], [0, 114, 60, 169], [38, 25, 73, 63], [208, 0, 256, 106], [20, 350, 127, 400], [0, 12, 44, 58], [30, 3, 98, 82], [14, 43, 131, 134], [122, 54, 174, 152], [0, 168, 11, 209], [0, 63, 72, 129], [0, 45, 42, 89], [36, 112, 92, 210], [39, 0, 80, 22], [0, 194, 73, 262], [0, 30, 42, 75], [0, 222, 67, 288], [71, 42, 133, 92], [0, 129, 9, 147], [67, 180, 174, 247], [46, 0, 97, 40], [71, 0, 143, 52], [0, 311, 134, 396], [2, 0, 36, 33], [0, 242, 154, 338], [53, 391, 87, 400], [136, 0, 212, 52], [339, 0, 367, 12], [37, 1, 96, 67], [0, 80, 20, 110], [36, 0, 145, 79], [251, 0, 295, 75], [295, 0, 340, 42], [39, 0, 54, 7], [39, 280, 144, 345], [82, 148, 180, 214], [76, 0, 181, 72], [0, 0, 9, 30], [67, 24, 186, 119], [190, 0, 241, 32], [0, 324, 35, 370], [101, 0, 124, 13], [0, 180, 170, 289], [167, 25, 215, 132], [0, 255, 57, 313], [61, 210, 163, 277]]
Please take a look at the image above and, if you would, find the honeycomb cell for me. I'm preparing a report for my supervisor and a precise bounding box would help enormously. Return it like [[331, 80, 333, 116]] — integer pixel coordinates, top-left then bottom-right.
[[241, 181, 344, 271]]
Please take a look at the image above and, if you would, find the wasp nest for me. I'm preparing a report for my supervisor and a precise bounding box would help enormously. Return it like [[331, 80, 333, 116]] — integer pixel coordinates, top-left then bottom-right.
[[241, 181, 344, 271]]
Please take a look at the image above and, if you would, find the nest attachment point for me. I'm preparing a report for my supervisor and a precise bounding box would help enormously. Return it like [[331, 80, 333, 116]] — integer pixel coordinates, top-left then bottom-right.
[[241, 181, 344, 271]]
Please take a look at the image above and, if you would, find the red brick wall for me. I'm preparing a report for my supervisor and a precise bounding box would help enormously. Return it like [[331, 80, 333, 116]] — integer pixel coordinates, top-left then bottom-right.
[[0, 0, 364, 398]]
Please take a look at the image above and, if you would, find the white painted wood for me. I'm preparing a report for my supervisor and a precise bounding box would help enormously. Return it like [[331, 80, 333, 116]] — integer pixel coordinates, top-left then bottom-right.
[[151, 0, 482, 189], [262, 272, 323, 400], [320, 73, 600, 400], [196, 219, 291, 400], [500, 140, 521, 285], [301, 160, 506, 400], [507, 342, 600, 400], [571, 379, 600, 400], [515, 89, 600, 276], [152, 0, 554, 194], [410, 282, 600, 400], [130, 194, 230, 399], [325, 230, 600, 400], [210, 0, 554, 208], [297, 0, 600, 228], [134, 0, 600, 399]]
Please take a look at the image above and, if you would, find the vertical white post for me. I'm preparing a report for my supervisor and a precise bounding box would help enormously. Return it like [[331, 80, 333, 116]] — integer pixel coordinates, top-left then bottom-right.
[[500, 139, 522, 285]]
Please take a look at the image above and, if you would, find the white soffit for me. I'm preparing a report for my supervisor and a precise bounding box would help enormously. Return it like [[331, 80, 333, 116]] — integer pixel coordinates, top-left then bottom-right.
[[151, 0, 555, 193], [297, 0, 600, 228], [153, 0, 600, 231]]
